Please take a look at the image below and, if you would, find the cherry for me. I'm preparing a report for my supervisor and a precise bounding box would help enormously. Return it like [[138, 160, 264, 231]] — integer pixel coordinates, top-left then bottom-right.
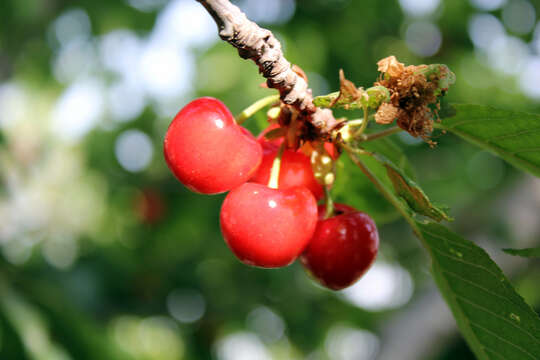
[[301, 203, 379, 290], [164, 97, 262, 194], [220, 182, 318, 268], [250, 142, 325, 200]]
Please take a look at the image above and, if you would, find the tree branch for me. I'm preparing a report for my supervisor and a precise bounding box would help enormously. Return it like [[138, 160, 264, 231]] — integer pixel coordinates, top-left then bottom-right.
[[196, 0, 337, 134]]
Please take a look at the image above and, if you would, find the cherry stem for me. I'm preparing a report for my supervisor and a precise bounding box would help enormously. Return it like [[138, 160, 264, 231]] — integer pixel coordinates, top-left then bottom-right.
[[235, 94, 280, 125], [356, 126, 402, 142], [268, 142, 285, 189], [340, 142, 373, 156], [352, 105, 370, 138], [323, 186, 335, 219]]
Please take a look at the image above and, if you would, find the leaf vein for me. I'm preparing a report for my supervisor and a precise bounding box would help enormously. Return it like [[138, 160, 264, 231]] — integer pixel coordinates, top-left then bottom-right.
[[441, 269, 518, 306], [431, 247, 502, 281], [488, 127, 540, 141], [454, 294, 540, 343], [470, 321, 539, 359], [511, 147, 540, 154], [422, 228, 474, 250]]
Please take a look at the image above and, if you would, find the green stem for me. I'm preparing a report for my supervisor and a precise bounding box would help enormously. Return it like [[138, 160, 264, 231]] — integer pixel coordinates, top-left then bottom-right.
[[324, 186, 335, 219], [357, 126, 403, 142], [340, 142, 373, 156], [268, 143, 285, 189], [345, 149, 421, 237], [345, 119, 364, 127], [235, 94, 280, 124], [353, 105, 370, 138]]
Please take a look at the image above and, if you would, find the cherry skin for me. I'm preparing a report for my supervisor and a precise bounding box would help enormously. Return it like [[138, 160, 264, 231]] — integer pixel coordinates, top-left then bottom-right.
[[250, 142, 324, 200], [164, 97, 262, 194], [301, 203, 379, 290], [220, 182, 318, 268]]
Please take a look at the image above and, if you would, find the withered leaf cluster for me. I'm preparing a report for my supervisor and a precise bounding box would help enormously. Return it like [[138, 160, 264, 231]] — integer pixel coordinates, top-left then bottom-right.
[[374, 56, 454, 145]]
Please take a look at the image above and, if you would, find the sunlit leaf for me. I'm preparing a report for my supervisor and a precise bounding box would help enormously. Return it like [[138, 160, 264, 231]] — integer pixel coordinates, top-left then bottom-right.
[[438, 104, 540, 177], [312, 70, 389, 111], [418, 222, 540, 360], [503, 247, 540, 258], [384, 163, 452, 222]]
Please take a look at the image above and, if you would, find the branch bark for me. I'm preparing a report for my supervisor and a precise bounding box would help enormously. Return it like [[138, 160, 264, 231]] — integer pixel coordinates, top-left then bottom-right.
[[196, 0, 337, 134]]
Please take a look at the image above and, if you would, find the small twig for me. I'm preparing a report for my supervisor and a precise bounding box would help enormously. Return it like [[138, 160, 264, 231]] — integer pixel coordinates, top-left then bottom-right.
[[197, 0, 337, 134], [358, 126, 403, 142], [323, 186, 335, 219], [268, 142, 285, 189], [353, 104, 370, 138], [339, 142, 373, 156], [235, 94, 280, 124]]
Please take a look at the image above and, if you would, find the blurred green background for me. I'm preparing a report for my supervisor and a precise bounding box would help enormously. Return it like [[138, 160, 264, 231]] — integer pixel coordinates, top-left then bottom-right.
[[0, 0, 539, 359]]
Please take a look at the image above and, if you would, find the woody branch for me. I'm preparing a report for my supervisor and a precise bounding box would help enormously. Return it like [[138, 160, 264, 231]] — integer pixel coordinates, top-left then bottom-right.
[[196, 0, 337, 135]]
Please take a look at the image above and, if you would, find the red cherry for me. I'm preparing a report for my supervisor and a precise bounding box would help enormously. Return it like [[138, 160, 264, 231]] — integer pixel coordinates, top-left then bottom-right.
[[250, 143, 324, 200], [164, 97, 262, 194], [301, 203, 379, 290], [256, 123, 283, 149], [220, 182, 318, 268]]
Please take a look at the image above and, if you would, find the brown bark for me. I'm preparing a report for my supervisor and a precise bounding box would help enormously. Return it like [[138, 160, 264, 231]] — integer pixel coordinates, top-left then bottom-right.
[[197, 0, 337, 134]]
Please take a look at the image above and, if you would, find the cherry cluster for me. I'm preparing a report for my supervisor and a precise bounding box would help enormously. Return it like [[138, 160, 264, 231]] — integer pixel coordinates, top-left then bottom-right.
[[163, 97, 378, 290]]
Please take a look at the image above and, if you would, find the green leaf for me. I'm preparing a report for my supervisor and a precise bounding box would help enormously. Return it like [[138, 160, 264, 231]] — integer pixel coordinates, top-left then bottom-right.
[[313, 86, 390, 110], [437, 104, 540, 177], [418, 222, 540, 360], [503, 247, 540, 258], [343, 153, 540, 359], [0, 280, 73, 360], [334, 137, 416, 224], [361, 137, 416, 180], [333, 154, 400, 224], [383, 161, 452, 222]]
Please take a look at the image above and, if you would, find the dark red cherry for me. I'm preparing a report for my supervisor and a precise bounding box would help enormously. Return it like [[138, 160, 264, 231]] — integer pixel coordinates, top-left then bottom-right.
[[301, 203, 379, 290]]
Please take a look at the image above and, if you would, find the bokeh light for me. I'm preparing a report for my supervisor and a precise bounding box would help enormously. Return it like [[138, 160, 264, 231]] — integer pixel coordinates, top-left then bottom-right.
[[214, 332, 272, 360], [51, 79, 105, 142], [501, 0, 535, 35], [51, 8, 91, 47], [340, 262, 414, 311], [325, 326, 379, 360], [238, 0, 296, 25], [398, 0, 440, 17], [468, 14, 506, 50], [470, 0, 506, 11], [111, 315, 184, 360], [42, 235, 78, 269], [405, 22, 442, 57], [115, 129, 154, 172], [520, 57, 540, 99], [246, 306, 286, 344], [167, 289, 206, 324]]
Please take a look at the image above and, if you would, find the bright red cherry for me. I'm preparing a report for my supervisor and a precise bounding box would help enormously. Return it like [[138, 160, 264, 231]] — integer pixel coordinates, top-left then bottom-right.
[[164, 97, 262, 194], [250, 143, 324, 200], [220, 182, 318, 268], [301, 203, 379, 290]]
